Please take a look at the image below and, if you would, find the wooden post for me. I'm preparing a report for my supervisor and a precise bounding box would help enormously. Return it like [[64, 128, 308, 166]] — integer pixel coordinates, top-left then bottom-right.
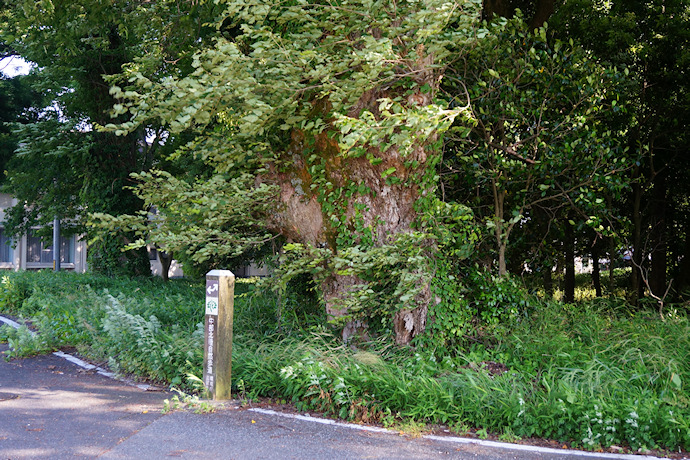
[[203, 270, 235, 400]]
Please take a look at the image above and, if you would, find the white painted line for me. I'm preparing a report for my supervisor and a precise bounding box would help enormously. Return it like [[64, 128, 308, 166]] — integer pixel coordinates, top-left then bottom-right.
[[249, 408, 665, 460], [1, 315, 152, 391], [52, 351, 97, 370], [250, 408, 391, 434], [50, 351, 150, 390], [424, 434, 660, 459], [0, 316, 28, 331]]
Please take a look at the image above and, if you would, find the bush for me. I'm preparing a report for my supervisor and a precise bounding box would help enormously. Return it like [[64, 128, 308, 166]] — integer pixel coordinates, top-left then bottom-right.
[[422, 265, 531, 353]]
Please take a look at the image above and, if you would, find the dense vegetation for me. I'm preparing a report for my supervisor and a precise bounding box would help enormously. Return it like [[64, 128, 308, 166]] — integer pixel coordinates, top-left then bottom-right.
[[1, 0, 687, 342], [1, 0, 689, 454], [1, 271, 688, 453]]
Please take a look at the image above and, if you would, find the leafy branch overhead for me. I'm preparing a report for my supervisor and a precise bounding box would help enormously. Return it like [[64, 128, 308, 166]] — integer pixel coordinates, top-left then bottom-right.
[[91, 171, 279, 265], [100, 0, 483, 342]]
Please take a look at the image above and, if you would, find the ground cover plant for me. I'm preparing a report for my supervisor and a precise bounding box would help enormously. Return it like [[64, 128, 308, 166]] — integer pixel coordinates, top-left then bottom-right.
[[0, 271, 688, 454]]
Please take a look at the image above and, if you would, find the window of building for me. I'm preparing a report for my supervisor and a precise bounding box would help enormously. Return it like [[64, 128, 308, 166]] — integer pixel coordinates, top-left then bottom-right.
[[26, 231, 75, 265], [0, 228, 14, 263]]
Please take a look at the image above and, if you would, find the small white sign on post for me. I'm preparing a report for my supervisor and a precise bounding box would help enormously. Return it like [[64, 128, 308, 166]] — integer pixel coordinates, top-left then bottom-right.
[[205, 279, 219, 315]]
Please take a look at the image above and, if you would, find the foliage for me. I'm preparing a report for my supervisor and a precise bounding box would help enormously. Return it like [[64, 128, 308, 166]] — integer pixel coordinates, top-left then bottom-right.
[[548, 0, 690, 303], [1, 272, 688, 452], [91, 170, 279, 269], [0, 0, 219, 275], [271, 199, 481, 334], [99, 0, 484, 340], [443, 17, 631, 276], [1, 324, 49, 359], [0, 73, 42, 182], [2, 117, 91, 239], [423, 264, 530, 352]]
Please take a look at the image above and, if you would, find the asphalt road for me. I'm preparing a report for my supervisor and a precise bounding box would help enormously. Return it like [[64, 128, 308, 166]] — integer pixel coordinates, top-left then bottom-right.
[[0, 342, 671, 460]]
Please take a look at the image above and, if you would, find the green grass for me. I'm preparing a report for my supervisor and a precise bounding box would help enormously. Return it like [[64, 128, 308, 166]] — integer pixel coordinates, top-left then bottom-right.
[[0, 270, 688, 452]]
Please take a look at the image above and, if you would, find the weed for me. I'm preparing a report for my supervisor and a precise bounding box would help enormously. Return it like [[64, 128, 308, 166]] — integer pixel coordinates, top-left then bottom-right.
[[476, 428, 489, 440], [3, 325, 49, 359], [395, 419, 427, 438]]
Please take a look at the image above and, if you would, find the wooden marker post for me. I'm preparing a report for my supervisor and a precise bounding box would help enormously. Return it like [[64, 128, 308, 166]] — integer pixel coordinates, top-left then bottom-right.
[[203, 270, 235, 400]]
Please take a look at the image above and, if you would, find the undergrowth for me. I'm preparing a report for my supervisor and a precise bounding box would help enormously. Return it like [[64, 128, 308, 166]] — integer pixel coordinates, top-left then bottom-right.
[[0, 270, 688, 452]]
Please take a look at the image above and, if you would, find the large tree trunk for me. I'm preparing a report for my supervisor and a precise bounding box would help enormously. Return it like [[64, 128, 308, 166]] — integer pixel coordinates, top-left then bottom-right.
[[266, 79, 441, 344]]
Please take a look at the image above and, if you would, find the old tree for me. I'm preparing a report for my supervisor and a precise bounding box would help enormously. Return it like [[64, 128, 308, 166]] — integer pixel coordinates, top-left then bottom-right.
[[101, 0, 480, 343]]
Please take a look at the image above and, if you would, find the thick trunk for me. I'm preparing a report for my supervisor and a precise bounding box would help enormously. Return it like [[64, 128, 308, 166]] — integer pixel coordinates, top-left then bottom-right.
[[322, 274, 366, 342], [393, 282, 431, 346], [265, 73, 440, 344]]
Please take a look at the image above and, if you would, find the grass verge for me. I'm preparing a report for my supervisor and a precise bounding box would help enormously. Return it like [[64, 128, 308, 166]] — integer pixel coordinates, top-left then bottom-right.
[[0, 271, 687, 453]]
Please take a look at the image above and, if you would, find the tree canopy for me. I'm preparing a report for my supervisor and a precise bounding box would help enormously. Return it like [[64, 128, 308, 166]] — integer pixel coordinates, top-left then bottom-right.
[[1, 0, 689, 342]]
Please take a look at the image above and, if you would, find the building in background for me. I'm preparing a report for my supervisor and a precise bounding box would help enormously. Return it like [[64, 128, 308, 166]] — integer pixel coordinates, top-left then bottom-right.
[[0, 193, 269, 278], [0, 193, 87, 272]]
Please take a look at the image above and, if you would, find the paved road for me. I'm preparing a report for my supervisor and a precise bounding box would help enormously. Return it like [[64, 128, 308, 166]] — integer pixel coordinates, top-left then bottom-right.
[[0, 342, 670, 459]]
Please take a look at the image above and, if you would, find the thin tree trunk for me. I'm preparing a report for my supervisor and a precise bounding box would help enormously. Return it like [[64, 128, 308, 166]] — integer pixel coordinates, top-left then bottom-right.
[[649, 171, 667, 296], [608, 235, 615, 296], [677, 234, 690, 295], [563, 219, 575, 303], [592, 242, 602, 297], [543, 264, 553, 298], [492, 178, 508, 276], [631, 172, 644, 305], [159, 251, 173, 282]]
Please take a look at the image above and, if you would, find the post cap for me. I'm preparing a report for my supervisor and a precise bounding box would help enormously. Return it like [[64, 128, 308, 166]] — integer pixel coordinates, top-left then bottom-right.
[[206, 270, 235, 278]]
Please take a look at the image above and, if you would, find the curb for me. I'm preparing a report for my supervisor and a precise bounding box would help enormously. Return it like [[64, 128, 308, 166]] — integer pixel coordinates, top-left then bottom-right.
[[1, 315, 681, 459], [248, 408, 665, 460], [1, 314, 154, 391]]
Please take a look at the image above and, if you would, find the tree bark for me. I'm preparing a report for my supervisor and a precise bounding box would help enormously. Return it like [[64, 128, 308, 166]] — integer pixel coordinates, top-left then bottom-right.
[[677, 233, 690, 295], [543, 264, 553, 298], [591, 241, 602, 297], [608, 235, 615, 296], [482, 0, 554, 28], [492, 178, 509, 276], [631, 170, 644, 305], [265, 72, 441, 344], [159, 251, 173, 282], [649, 171, 668, 297], [563, 219, 575, 303]]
